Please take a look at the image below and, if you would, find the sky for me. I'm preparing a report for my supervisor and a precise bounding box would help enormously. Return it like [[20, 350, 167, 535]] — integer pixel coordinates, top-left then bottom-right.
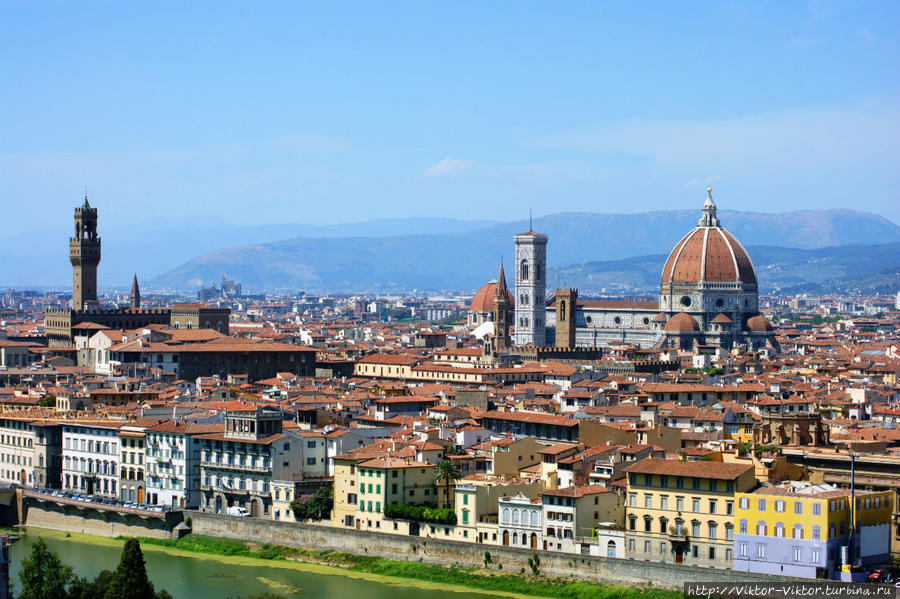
[[1, 0, 899, 233]]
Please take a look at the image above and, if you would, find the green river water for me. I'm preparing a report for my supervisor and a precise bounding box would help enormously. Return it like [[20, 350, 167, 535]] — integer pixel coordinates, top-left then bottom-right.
[[8, 531, 511, 599]]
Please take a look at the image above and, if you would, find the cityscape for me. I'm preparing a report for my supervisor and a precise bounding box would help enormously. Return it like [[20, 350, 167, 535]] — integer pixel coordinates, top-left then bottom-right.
[[1, 2, 899, 599]]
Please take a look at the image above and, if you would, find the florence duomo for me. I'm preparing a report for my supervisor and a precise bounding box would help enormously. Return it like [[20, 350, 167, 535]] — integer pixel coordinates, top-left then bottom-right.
[[472, 187, 778, 354]]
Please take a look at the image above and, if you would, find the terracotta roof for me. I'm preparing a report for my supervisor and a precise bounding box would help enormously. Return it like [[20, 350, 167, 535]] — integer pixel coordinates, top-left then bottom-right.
[[622, 457, 752, 480], [664, 312, 699, 333], [661, 219, 756, 285]]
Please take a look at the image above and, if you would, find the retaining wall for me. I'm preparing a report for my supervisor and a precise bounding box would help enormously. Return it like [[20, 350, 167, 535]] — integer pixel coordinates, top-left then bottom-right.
[[24, 500, 178, 539], [188, 511, 804, 589]]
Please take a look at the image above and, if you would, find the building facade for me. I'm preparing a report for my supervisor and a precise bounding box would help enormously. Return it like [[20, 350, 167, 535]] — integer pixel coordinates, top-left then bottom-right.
[[61, 422, 122, 498]]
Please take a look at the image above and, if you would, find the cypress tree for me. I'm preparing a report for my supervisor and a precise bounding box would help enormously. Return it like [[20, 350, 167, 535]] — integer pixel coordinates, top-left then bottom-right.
[[104, 538, 156, 599]]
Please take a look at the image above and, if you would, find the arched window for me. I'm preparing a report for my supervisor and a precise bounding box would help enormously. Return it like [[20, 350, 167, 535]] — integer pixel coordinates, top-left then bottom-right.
[[531, 511, 538, 526], [607, 540, 616, 557], [793, 524, 803, 539], [502, 508, 509, 523], [560, 301, 566, 320], [812, 525, 821, 540], [520, 260, 529, 282], [775, 522, 784, 537], [512, 509, 519, 524], [513, 532, 518, 544], [756, 521, 767, 536]]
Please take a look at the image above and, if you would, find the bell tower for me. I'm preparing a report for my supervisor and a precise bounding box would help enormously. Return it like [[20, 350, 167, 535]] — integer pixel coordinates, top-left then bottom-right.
[[513, 226, 548, 346], [69, 189, 101, 311]]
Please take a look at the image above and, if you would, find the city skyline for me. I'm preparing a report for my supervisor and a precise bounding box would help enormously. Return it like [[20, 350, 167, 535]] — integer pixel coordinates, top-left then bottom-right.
[[2, 1, 898, 233]]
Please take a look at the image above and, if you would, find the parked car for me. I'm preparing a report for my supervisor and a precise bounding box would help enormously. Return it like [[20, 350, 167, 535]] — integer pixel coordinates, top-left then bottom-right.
[[226, 506, 250, 517]]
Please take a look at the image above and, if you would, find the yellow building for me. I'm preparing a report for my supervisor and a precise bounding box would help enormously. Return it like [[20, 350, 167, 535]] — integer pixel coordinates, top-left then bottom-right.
[[623, 458, 756, 569], [733, 482, 893, 580]]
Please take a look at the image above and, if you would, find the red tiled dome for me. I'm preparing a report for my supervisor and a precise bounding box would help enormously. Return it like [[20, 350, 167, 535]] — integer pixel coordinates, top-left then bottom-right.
[[663, 312, 700, 333], [469, 282, 514, 313], [661, 227, 756, 285], [745, 315, 774, 332], [652, 312, 667, 322]]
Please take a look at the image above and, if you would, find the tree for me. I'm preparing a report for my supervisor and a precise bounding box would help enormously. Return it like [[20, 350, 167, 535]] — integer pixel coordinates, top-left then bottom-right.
[[69, 570, 114, 599], [17, 538, 74, 599], [290, 485, 333, 521], [39, 394, 56, 408], [104, 538, 159, 599], [433, 459, 462, 509]]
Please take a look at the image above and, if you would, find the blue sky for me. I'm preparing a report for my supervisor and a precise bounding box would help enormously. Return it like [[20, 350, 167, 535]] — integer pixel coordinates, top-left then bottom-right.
[[2, 0, 898, 231]]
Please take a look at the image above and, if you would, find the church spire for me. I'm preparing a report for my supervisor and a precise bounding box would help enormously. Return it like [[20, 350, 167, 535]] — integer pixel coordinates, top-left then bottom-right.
[[130, 274, 141, 309], [698, 185, 719, 227], [83, 186, 91, 209], [492, 259, 510, 352], [495, 258, 508, 300]]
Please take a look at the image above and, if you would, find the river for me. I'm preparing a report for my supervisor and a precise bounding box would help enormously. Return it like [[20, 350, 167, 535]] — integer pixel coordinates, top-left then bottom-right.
[[8, 531, 514, 599]]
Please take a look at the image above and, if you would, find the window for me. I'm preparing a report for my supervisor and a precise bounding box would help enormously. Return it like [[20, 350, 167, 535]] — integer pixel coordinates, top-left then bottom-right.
[[775, 500, 785, 513], [708, 522, 717, 539], [676, 497, 683, 511], [726, 501, 733, 515], [692, 521, 700, 537], [811, 549, 820, 563], [812, 525, 820, 540], [708, 547, 715, 560], [692, 478, 700, 490], [693, 498, 700, 512], [874, 497, 881, 509], [756, 521, 767, 536], [644, 494, 652, 509], [758, 498, 766, 511], [629, 493, 636, 507], [829, 500, 836, 512], [725, 524, 733, 541], [739, 542, 747, 558], [708, 500, 716, 514], [864, 497, 871, 509], [739, 519, 747, 534], [756, 544, 766, 559], [628, 516, 636, 531], [676, 477, 684, 489], [792, 548, 801, 562], [812, 502, 820, 515], [660, 495, 668, 510], [739, 497, 749, 510], [794, 501, 802, 514], [306, 457, 316, 465], [660, 475, 668, 488], [793, 524, 803, 539], [644, 541, 651, 554], [775, 522, 784, 537]]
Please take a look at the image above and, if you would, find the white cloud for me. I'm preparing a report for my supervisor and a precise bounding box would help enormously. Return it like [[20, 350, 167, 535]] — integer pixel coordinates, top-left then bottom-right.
[[423, 157, 477, 177]]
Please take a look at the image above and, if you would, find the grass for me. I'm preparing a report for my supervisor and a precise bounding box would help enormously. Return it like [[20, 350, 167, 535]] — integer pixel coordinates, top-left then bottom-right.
[[133, 535, 682, 599]]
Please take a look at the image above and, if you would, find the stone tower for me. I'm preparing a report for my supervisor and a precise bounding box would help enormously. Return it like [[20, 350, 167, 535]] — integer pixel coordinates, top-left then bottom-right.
[[513, 227, 548, 346], [69, 190, 101, 311], [555, 288, 577, 348], [492, 259, 511, 352], [130, 274, 141, 309]]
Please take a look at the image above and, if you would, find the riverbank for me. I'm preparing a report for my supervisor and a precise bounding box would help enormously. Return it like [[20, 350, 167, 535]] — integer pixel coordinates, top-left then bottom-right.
[[135, 533, 681, 599]]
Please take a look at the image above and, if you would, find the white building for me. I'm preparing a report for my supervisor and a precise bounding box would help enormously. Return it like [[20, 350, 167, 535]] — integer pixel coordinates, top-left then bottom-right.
[[62, 422, 122, 498], [145, 420, 209, 508], [499, 493, 543, 549], [0, 417, 36, 487]]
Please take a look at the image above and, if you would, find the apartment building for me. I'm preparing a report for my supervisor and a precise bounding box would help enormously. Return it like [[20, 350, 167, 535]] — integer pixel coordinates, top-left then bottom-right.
[[542, 485, 623, 553], [733, 482, 893, 579], [0, 417, 36, 486], [623, 458, 755, 569], [118, 423, 146, 503], [198, 408, 301, 518], [62, 421, 123, 497], [145, 420, 210, 508]]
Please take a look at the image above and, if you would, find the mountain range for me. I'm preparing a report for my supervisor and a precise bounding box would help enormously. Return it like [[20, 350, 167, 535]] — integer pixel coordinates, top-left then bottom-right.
[[148, 209, 900, 293], [3, 208, 898, 294]]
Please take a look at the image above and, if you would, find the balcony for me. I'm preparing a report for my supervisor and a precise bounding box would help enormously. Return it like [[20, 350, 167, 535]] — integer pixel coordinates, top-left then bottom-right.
[[201, 459, 270, 473]]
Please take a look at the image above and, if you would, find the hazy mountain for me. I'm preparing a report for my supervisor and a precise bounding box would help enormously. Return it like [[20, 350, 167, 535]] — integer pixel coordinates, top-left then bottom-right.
[[147, 209, 900, 293], [0, 217, 500, 288], [553, 243, 900, 295]]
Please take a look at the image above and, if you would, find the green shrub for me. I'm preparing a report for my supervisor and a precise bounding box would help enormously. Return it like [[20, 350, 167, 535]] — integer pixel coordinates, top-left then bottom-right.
[[383, 503, 457, 525]]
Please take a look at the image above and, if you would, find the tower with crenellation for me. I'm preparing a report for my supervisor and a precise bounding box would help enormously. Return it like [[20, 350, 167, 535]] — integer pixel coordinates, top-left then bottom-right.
[[69, 190, 101, 311]]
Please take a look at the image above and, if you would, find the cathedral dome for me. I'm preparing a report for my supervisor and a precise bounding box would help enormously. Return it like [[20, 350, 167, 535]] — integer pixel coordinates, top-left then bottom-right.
[[745, 314, 774, 332], [660, 189, 757, 286], [664, 312, 700, 333], [470, 282, 514, 313]]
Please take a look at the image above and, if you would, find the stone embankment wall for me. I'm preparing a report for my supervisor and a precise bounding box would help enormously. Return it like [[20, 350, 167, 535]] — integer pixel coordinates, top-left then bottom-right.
[[23, 500, 177, 539], [188, 511, 802, 589]]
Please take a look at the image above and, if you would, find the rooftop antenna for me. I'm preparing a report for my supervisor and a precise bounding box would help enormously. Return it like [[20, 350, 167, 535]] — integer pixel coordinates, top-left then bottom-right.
[[529, 209, 533, 232]]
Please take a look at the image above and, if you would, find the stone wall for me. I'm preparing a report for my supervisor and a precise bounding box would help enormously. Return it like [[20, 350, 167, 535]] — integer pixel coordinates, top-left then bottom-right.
[[23, 500, 178, 539], [188, 511, 804, 589]]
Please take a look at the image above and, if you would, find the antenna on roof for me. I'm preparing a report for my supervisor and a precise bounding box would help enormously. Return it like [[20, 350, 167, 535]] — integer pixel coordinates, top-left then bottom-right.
[[529, 209, 533, 232]]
